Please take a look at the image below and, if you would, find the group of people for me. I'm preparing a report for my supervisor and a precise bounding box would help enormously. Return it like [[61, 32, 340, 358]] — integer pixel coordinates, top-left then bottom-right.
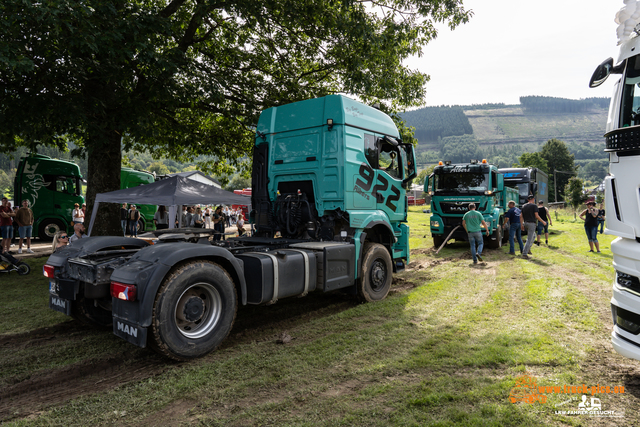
[[462, 196, 552, 263], [0, 197, 35, 255], [175, 205, 246, 239], [52, 223, 86, 252], [464, 195, 606, 264]]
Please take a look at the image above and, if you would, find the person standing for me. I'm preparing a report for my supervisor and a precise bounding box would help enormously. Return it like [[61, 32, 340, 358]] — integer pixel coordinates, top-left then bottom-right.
[[69, 223, 86, 243], [154, 205, 169, 230], [580, 201, 600, 253], [213, 206, 225, 241], [462, 203, 490, 265], [72, 203, 84, 225], [597, 203, 606, 234], [521, 195, 546, 259], [504, 200, 524, 255], [16, 200, 35, 254], [0, 197, 15, 254], [120, 203, 128, 236], [191, 207, 204, 228], [127, 204, 141, 237], [204, 207, 211, 229], [535, 200, 553, 246]]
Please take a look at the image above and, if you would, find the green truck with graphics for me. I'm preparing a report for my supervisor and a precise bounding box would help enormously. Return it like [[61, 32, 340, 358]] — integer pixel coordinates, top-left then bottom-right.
[[14, 155, 157, 239], [44, 95, 417, 360], [427, 160, 518, 248]]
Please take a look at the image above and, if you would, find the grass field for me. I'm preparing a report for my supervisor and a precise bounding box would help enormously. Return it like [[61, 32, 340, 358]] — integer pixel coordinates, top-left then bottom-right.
[[1, 207, 638, 426]]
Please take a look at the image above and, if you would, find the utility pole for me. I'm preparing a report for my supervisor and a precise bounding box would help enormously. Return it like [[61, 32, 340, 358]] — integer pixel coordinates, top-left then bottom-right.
[[554, 169, 576, 203]]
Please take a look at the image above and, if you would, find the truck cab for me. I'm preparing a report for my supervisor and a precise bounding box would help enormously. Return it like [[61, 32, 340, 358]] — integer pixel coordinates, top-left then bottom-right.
[[14, 154, 84, 239], [589, 9, 640, 362], [251, 95, 416, 269], [426, 160, 516, 248], [499, 167, 549, 207]]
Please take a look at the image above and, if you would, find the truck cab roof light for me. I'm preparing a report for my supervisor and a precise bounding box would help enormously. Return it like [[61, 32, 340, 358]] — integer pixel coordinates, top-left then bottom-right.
[[482, 159, 487, 164], [444, 160, 451, 165], [43, 264, 55, 278], [470, 159, 478, 164], [111, 282, 137, 302], [438, 161, 443, 165]]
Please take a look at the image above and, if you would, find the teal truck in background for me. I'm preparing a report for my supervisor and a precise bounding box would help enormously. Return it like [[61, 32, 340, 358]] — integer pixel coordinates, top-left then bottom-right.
[[14, 154, 157, 239], [44, 95, 417, 360], [426, 160, 518, 248]]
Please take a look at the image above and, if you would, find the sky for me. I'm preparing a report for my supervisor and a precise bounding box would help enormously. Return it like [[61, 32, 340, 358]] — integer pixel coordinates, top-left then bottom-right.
[[406, 0, 625, 106]]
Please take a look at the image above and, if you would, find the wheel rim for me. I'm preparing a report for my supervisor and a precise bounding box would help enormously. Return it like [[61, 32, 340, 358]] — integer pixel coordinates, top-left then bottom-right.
[[369, 259, 388, 292], [174, 282, 223, 339], [43, 223, 61, 238], [17, 264, 30, 275]]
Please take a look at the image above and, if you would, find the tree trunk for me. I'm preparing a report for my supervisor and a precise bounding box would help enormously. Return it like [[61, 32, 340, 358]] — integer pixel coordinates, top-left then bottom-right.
[[85, 129, 123, 236]]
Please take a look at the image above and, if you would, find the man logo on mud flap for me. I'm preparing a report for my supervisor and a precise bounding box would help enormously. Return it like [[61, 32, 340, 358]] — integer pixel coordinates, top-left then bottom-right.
[[117, 322, 138, 338], [50, 297, 66, 310]]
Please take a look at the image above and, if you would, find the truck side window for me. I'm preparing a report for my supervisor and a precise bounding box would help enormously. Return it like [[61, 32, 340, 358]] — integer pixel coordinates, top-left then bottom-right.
[[621, 55, 640, 127], [364, 133, 377, 168], [379, 145, 400, 179], [491, 171, 498, 190]]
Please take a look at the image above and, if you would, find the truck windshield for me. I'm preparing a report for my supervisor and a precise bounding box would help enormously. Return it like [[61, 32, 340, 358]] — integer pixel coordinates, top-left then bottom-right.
[[620, 55, 640, 127], [434, 172, 488, 194], [516, 183, 529, 198]]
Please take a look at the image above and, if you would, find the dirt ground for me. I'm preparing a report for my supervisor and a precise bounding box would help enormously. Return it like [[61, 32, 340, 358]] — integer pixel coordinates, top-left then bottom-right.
[[2, 248, 640, 425]]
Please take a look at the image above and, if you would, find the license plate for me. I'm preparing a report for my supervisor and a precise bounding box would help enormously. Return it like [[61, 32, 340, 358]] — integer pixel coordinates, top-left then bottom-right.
[[49, 294, 72, 315]]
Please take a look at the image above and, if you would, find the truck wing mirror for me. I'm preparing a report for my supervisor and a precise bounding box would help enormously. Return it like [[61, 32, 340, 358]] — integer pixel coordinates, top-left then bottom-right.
[[589, 57, 615, 88]]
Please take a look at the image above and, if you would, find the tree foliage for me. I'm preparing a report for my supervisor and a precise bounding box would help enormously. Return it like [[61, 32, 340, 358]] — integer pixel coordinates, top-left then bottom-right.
[[565, 177, 587, 211], [0, 0, 471, 234], [517, 152, 548, 173], [400, 106, 473, 141], [540, 139, 576, 202], [520, 96, 609, 114]]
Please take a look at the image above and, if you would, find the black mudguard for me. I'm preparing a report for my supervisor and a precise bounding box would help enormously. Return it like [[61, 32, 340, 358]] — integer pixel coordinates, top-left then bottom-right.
[[110, 242, 247, 329]]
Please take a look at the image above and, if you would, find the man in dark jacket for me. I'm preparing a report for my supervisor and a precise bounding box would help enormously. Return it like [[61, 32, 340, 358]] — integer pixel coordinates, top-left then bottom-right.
[[521, 195, 546, 259]]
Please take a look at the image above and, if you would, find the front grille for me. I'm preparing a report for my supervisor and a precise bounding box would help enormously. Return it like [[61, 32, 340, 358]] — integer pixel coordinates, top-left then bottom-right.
[[617, 270, 640, 295], [605, 126, 640, 152]]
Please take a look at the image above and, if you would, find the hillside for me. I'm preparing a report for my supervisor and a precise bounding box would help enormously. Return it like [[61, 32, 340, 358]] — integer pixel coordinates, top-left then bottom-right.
[[402, 98, 610, 186]]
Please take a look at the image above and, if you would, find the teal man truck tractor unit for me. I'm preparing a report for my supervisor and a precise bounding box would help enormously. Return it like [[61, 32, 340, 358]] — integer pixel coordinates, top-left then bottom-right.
[[498, 167, 548, 207], [14, 155, 157, 239], [43, 95, 417, 360], [427, 160, 518, 248]]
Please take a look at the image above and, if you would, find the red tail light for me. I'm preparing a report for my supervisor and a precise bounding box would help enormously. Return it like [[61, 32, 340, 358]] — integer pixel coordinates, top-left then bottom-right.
[[43, 264, 55, 278], [111, 282, 137, 301]]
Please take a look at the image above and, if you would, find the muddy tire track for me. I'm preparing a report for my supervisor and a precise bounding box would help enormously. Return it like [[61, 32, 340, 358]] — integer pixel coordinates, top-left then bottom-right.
[[0, 351, 172, 422]]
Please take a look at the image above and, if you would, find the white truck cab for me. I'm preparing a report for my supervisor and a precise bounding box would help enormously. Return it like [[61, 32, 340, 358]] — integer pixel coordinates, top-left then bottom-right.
[[590, 0, 640, 362]]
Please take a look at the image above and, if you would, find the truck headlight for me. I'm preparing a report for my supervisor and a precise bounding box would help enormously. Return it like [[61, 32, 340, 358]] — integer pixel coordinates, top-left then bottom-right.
[[431, 220, 440, 228]]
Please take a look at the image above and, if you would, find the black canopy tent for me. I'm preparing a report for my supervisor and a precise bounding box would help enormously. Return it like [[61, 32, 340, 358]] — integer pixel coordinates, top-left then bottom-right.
[[87, 175, 250, 235]]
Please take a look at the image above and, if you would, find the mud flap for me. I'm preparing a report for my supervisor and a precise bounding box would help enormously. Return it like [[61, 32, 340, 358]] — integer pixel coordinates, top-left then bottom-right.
[[113, 318, 147, 348]]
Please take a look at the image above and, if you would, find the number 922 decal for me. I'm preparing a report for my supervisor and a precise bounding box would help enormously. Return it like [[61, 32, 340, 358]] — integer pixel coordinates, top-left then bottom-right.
[[354, 163, 401, 212]]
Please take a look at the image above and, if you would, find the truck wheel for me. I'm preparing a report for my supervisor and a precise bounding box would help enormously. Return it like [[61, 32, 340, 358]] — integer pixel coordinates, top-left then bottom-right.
[[137, 219, 145, 233], [70, 294, 113, 328], [358, 242, 392, 302], [150, 261, 237, 361], [488, 226, 502, 250], [38, 219, 66, 241], [433, 235, 445, 248]]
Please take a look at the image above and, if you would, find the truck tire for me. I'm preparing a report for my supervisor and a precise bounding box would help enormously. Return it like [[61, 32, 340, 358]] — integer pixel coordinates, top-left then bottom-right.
[[38, 219, 66, 241], [150, 261, 237, 361], [488, 226, 502, 250], [433, 235, 445, 248], [358, 242, 392, 302]]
